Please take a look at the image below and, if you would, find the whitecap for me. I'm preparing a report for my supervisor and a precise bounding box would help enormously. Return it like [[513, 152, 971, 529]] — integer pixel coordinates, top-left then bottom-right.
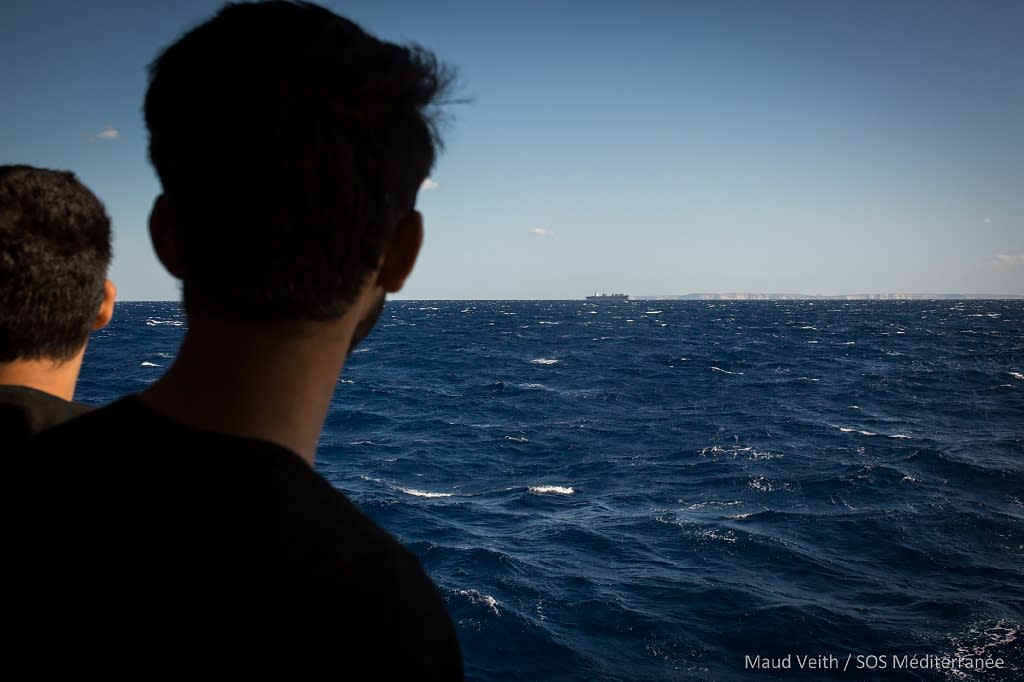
[[1010, 371, 1024, 381], [644, 310, 663, 314], [531, 358, 560, 365], [504, 435, 529, 443], [710, 366, 743, 375], [698, 529, 737, 544], [748, 477, 773, 493], [398, 487, 452, 498], [140, 361, 161, 367], [528, 485, 574, 495], [457, 589, 500, 615], [837, 426, 877, 436]]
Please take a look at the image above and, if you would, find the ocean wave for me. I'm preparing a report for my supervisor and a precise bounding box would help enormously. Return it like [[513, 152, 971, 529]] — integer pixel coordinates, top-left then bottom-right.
[[140, 361, 161, 367], [835, 425, 878, 436], [528, 485, 574, 495], [710, 366, 743, 375], [144, 318, 183, 327], [1010, 371, 1024, 381], [531, 358, 560, 365], [456, 589, 501, 615], [698, 445, 780, 460], [398, 487, 453, 498]]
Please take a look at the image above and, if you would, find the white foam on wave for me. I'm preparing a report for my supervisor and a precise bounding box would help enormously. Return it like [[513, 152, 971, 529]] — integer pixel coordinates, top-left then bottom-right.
[[698, 528, 737, 544], [457, 589, 500, 615], [686, 500, 742, 511], [889, 434, 911, 439], [538, 320, 560, 325], [698, 445, 780, 460], [838, 426, 877, 436], [140, 361, 161, 367], [947, 619, 1019, 681], [504, 435, 529, 443], [398, 487, 453, 498], [1010, 371, 1024, 381], [644, 310, 663, 314], [710, 366, 743, 375], [528, 485, 574, 495], [145, 318, 183, 327], [531, 358, 560, 365]]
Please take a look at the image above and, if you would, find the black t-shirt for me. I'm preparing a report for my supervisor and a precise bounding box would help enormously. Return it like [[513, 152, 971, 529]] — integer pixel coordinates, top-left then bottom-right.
[[2, 396, 463, 680], [0, 384, 90, 452]]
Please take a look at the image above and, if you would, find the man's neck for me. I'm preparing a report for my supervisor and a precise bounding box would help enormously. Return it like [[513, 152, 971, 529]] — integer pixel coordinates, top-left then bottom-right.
[[140, 317, 357, 466], [0, 353, 85, 401]]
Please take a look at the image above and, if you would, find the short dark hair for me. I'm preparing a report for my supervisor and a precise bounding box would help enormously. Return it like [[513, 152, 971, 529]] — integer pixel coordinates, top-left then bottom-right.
[[144, 1, 453, 320], [0, 165, 112, 363]]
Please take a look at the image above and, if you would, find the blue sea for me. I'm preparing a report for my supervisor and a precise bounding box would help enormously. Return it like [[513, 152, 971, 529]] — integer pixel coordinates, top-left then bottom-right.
[[78, 300, 1023, 681]]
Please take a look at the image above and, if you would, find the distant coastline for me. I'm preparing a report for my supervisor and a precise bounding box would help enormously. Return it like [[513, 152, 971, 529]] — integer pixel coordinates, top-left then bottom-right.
[[633, 293, 1024, 301]]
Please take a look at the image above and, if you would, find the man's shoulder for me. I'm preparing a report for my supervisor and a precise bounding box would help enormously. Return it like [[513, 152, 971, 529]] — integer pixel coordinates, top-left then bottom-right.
[[0, 384, 90, 449], [2, 395, 463, 679], [9, 394, 408, 557]]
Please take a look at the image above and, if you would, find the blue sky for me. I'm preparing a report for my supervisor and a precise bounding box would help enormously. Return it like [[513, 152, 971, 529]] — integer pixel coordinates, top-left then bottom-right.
[[2, 0, 1022, 299]]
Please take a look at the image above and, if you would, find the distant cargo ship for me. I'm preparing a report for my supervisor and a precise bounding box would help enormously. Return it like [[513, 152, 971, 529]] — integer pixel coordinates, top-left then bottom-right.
[[585, 292, 629, 301]]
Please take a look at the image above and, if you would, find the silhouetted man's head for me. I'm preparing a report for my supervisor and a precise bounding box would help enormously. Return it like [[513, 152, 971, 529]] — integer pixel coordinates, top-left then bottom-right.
[[144, 0, 452, 321], [0, 165, 113, 363]]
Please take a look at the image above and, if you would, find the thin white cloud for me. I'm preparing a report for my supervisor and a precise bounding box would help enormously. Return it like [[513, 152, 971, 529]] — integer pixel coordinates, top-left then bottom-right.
[[90, 126, 120, 141], [993, 253, 1024, 266], [984, 217, 992, 224], [420, 178, 439, 191], [531, 227, 554, 238]]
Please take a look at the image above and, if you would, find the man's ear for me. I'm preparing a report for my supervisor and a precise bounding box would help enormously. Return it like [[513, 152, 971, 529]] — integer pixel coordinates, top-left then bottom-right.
[[149, 194, 184, 279], [378, 210, 424, 293], [92, 279, 117, 330]]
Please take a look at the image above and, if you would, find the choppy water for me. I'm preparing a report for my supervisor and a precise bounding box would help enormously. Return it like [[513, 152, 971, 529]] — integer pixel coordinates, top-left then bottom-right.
[[79, 300, 1024, 680]]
